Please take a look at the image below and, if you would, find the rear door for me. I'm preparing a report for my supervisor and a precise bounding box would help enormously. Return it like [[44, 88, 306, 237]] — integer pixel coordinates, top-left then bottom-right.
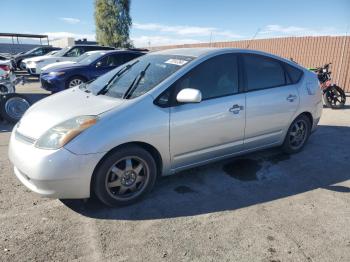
[[169, 53, 246, 170], [242, 54, 300, 149]]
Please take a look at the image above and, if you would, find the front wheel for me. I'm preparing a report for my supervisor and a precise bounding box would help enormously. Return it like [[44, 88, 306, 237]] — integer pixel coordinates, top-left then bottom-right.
[[0, 94, 31, 123], [282, 115, 311, 154], [66, 76, 86, 89], [323, 85, 346, 109], [93, 145, 157, 207]]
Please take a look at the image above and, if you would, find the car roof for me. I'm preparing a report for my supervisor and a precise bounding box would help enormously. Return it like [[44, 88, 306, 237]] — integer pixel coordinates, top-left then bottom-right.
[[153, 48, 305, 69]]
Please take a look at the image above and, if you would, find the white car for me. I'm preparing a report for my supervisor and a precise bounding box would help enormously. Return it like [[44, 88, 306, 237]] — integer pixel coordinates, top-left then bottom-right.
[[8, 48, 322, 206], [40, 51, 103, 72], [24, 45, 114, 76], [21, 50, 59, 71]]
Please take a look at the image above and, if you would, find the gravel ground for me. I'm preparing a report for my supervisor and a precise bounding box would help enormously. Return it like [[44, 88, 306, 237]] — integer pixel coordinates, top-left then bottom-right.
[[0, 79, 349, 262]]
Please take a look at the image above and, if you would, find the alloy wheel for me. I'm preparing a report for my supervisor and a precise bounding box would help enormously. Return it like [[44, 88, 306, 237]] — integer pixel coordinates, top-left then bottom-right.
[[105, 156, 150, 201], [68, 78, 83, 88], [289, 119, 307, 150]]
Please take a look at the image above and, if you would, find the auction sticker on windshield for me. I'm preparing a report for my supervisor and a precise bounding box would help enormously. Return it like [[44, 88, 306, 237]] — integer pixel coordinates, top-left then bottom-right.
[[165, 58, 189, 66]]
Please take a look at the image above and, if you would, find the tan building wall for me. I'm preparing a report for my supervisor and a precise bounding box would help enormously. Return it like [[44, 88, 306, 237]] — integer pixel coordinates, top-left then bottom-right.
[[150, 36, 350, 92]]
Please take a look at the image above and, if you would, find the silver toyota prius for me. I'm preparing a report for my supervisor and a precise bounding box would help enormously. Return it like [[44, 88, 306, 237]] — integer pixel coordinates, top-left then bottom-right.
[[8, 48, 322, 206]]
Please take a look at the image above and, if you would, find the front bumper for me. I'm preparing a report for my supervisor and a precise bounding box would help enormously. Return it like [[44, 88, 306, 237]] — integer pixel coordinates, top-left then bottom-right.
[[40, 74, 66, 92], [8, 128, 105, 199], [27, 66, 40, 75]]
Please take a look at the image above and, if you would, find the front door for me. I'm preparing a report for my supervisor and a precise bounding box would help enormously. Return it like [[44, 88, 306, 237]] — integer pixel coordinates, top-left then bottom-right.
[[169, 53, 246, 170]]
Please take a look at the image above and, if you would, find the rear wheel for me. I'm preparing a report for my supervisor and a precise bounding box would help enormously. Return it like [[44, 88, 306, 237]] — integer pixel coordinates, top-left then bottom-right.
[[282, 115, 311, 154], [93, 145, 157, 207], [323, 85, 346, 109]]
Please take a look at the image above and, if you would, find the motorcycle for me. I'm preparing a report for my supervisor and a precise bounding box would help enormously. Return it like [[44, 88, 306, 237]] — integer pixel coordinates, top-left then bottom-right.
[[308, 63, 346, 109]]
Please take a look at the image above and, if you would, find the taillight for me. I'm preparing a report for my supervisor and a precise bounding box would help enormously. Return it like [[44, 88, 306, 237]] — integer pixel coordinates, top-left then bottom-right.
[[0, 64, 10, 72]]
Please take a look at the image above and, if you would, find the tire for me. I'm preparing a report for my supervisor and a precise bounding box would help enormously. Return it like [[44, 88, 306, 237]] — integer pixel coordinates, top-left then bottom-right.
[[282, 115, 311, 154], [93, 145, 157, 207], [65, 76, 86, 89], [0, 93, 31, 123], [323, 85, 346, 109]]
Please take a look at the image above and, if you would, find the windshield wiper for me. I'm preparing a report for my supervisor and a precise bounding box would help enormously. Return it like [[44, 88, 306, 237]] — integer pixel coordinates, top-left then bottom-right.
[[79, 79, 95, 93], [97, 60, 139, 95], [123, 63, 151, 99]]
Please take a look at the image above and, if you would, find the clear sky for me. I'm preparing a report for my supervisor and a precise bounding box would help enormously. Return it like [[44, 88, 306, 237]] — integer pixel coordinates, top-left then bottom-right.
[[1, 0, 349, 47]]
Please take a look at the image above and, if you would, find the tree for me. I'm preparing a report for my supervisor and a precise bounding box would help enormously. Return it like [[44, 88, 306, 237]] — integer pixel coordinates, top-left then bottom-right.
[[95, 0, 132, 48]]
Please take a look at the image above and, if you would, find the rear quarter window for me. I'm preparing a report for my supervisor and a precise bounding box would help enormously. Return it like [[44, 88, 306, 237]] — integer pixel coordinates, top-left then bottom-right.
[[284, 63, 303, 84]]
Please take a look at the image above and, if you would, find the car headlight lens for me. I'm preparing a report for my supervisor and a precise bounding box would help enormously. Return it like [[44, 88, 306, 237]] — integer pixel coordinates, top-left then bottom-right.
[[49, 71, 65, 76], [35, 115, 98, 149], [36, 60, 44, 63]]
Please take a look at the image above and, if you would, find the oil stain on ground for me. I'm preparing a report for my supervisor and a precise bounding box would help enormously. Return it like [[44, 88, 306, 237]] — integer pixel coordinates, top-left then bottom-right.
[[222, 158, 262, 181], [174, 185, 196, 194], [267, 153, 290, 164]]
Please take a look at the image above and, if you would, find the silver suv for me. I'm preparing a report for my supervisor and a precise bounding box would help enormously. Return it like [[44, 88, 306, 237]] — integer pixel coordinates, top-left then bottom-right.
[[9, 48, 322, 206]]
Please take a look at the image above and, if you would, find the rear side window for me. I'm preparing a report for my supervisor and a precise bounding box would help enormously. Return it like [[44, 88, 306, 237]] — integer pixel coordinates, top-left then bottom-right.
[[243, 54, 286, 91], [175, 54, 239, 100], [284, 63, 303, 84]]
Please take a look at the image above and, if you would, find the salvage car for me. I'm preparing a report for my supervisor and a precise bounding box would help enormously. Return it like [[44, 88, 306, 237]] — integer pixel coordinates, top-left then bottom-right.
[[40, 50, 145, 93], [8, 48, 322, 206], [24, 45, 115, 76]]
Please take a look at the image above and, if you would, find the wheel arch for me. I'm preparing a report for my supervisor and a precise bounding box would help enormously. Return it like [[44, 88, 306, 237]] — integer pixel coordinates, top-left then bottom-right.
[[65, 74, 88, 89], [90, 141, 163, 196], [297, 111, 313, 127]]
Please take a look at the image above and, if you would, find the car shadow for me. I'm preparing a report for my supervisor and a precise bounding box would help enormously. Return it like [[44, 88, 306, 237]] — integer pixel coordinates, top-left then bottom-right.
[[62, 125, 350, 220]]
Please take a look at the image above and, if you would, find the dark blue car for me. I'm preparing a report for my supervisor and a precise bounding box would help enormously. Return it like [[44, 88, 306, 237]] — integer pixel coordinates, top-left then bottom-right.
[[40, 50, 145, 93]]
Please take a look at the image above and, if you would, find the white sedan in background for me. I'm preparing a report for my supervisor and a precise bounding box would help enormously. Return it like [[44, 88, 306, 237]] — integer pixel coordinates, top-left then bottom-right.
[[23, 45, 114, 76]]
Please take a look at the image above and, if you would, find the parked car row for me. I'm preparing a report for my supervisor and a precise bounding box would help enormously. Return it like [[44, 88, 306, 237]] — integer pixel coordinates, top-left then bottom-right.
[[40, 49, 145, 92], [11, 44, 147, 93], [22, 45, 115, 75], [12, 46, 61, 69]]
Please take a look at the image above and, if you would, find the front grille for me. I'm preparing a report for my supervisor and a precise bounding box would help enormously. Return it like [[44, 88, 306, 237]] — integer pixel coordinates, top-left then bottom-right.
[[28, 68, 36, 74], [40, 79, 53, 90], [15, 130, 36, 144]]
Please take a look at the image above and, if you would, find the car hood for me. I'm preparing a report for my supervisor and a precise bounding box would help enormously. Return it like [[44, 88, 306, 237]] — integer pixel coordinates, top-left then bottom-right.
[[41, 61, 77, 71], [23, 55, 51, 63], [16, 87, 124, 139]]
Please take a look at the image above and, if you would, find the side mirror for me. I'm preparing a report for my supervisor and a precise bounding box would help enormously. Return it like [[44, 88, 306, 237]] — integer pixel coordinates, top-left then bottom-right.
[[96, 61, 102, 68], [176, 88, 202, 103]]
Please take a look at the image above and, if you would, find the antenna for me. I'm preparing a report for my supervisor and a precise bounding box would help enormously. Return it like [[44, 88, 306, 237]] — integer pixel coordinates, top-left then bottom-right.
[[246, 28, 261, 49]]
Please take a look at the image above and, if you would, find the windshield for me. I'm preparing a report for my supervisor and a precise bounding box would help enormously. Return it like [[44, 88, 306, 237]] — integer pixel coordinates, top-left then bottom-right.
[[88, 54, 194, 99], [52, 47, 70, 57], [25, 47, 40, 55], [76, 52, 106, 65]]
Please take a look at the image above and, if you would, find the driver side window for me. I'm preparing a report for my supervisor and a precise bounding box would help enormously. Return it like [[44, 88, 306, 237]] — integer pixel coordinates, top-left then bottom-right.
[[174, 54, 239, 100]]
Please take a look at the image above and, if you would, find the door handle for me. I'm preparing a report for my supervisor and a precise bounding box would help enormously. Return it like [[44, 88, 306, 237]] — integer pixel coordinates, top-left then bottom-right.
[[286, 94, 297, 102], [229, 104, 244, 114]]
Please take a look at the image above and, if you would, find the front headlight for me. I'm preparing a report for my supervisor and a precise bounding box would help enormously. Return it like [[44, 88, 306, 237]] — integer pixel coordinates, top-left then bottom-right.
[[35, 115, 98, 150], [49, 71, 65, 76]]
